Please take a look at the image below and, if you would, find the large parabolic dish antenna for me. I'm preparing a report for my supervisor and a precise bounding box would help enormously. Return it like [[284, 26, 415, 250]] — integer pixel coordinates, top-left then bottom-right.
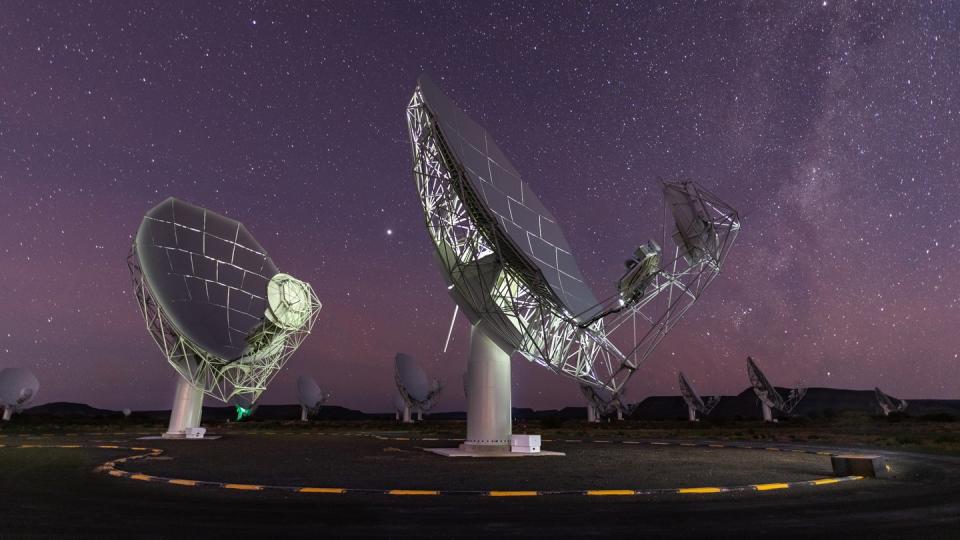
[[579, 384, 630, 422], [406, 76, 740, 452], [297, 375, 329, 421], [394, 353, 443, 423], [0, 367, 39, 421], [874, 387, 907, 416], [128, 197, 322, 437], [678, 371, 720, 422], [747, 357, 806, 422]]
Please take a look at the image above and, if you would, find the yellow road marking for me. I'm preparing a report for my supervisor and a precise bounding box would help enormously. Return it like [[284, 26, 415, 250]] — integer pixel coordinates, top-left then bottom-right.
[[754, 483, 790, 491], [678, 487, 722, 494], [488, 491, 539, 497], [129, 474, 153, 481], [586, 490, 635, 496], [108, 470, 126, 477], [708, 444, 724, 448], [387, 490, 439, 496], [168, 479, 198, 486], [812, 478, 841, 485], [223, 483, 263, 491], [299, 487, 347, 494], [97, 445, 120, 449]]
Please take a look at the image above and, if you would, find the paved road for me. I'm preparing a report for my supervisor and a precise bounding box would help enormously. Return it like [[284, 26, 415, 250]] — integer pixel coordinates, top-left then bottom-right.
[[0, 432, 957, 538]]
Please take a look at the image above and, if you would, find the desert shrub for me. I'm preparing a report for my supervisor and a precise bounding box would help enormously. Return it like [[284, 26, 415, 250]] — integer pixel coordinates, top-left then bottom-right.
[[920, 413, 956, 423], [540, 416, 565, 429]]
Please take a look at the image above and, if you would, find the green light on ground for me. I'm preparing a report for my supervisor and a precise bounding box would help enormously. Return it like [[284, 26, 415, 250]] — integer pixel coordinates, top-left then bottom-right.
[[235, 406, 252, 421]]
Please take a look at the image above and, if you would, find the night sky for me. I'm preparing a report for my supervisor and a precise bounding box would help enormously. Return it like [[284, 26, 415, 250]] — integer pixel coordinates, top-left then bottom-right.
[[1, 1, 958, 412]]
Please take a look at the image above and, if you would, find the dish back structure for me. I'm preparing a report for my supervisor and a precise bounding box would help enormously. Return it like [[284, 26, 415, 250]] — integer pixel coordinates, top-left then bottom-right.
[[747, 356, 806, 419], [678, 371, 720, 421], [579, 383, 632, 421], [874, 387, 908, 416], [406, 76, 740, 393]]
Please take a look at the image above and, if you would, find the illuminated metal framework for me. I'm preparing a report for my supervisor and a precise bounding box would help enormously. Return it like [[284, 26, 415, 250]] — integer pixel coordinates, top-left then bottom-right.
[[747, 356, 806, 417], [128, 213, 321, 404], [407, 79, 740, 392]]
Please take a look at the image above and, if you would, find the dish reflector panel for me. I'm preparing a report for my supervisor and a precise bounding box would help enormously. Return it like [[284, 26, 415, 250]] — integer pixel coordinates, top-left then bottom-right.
[[0, 367, 39, 407], [395, 353, 431, 402], [416, 77, 600, 321], [297, 375, 326, 409], [134, 198, 279, 360]]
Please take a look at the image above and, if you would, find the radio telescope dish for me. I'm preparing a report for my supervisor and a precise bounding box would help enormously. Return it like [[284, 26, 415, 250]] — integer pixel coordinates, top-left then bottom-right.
[[579, 384, 631, 422], [394, 353, 443, 423], [874, 387, 907, 416], [747, 357, 806, 422], [0, 367, 39, 421], [128, 197, 322, 438], [297, 375, 329, 421], [407, 76, 740, 452], [678, 371, 720, 422]]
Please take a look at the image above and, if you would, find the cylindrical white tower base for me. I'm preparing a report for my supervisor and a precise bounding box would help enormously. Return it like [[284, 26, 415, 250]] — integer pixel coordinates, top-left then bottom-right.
[[762, 402, 774, 422], [301, 405, 309, 422], [402, 405, 413, 423], [2, 406, 12, 421], [688, 405, 698, 422], [163, 377, 204, 439], [462, 323, 513, 452]]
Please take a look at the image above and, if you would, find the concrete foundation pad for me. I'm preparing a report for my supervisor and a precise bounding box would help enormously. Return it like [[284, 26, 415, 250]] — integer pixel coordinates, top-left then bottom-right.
[[425, 447, 565, 458], [831, 454, 885, 477]]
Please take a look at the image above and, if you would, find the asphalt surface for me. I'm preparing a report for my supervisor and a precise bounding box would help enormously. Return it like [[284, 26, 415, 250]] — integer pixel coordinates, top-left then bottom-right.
[[1, 431, 958, 538]]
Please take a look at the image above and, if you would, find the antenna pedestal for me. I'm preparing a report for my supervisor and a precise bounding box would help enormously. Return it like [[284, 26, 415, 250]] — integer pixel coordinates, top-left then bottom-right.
[[300, 406, 308, 422], [462, 323, 512, 452], [163, 377, 204, 439], [761, 402, 775, 422], [2, 407, 11, 421], [688, 405, 697, 422]]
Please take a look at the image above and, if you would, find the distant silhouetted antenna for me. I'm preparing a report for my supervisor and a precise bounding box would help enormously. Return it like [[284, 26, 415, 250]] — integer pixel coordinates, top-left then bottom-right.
[[0, 368, 39, 422], [874, 387, 907, 416], [747, 357, 806, 422], [394, 353, 443, 423], [678, 371, 720, 422], [297, 375, 330, 421]]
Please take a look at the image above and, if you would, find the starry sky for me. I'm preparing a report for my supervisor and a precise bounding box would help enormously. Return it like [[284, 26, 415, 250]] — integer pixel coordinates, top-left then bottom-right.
[[1, 1, 958, 412]]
